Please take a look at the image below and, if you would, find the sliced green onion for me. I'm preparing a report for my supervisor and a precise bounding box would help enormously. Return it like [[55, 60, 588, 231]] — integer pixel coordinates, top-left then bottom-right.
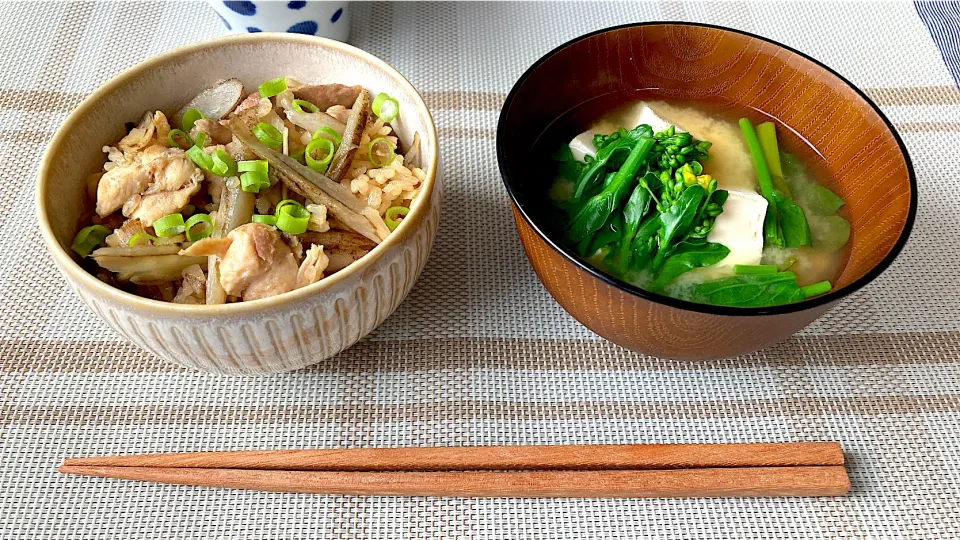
[[153, 213, 186, 238], [237, 159, 268, 173], [258, 77, 288, 98], [800, 280, 832, 298], [275, 201, 310, 234], [384, 206, 410, 230], [167, 129, 193, 150], [291, 148, 306, 164], [292, 99, 320, 113], [368, 137, 395, 168], [211, 148, 238, 177], [371, 92, 400, 122], [193, 131, 207, 148], [274, 199, 300, 215], [253, 122, 283, 149], [240, 171, 270, 193], [304, 137, 335, 173], [313, 126, 341, 145], [186, 145, 215, 173], [733, 264, 779, 275], [71, 225, 111, 257], [181, 108, 204, 132], [185, 213, 214, 241], [127, 232, 157, 247], [252, 214, 278, 226]]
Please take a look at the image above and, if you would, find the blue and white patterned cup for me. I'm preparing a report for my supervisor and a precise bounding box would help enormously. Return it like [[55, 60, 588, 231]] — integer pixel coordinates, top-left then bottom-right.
[[208, 1, 350, 42]]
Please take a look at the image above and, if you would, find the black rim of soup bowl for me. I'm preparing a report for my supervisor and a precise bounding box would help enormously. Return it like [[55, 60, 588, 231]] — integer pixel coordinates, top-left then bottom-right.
[[496, 21, 917, 317]]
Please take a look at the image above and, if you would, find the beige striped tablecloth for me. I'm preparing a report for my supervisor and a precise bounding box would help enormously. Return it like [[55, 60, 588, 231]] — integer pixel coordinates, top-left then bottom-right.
[[3, 1, 960, 538]]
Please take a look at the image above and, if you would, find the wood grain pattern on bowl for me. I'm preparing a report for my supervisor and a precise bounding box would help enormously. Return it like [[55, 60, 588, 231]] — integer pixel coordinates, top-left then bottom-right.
[[498, 23, 915, 360], [36, 34, 440, 374]]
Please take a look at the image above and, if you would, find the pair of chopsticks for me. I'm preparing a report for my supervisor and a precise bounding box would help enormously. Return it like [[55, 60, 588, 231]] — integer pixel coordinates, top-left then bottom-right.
[[59, 442, 849, 498]]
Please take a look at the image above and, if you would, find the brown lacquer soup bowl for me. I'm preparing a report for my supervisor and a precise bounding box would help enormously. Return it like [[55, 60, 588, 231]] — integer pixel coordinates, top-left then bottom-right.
[[497, 23, 916, 360]]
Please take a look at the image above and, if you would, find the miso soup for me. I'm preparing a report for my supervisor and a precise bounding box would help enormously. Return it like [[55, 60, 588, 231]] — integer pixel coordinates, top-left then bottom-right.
[[541, 96, 851, 308]]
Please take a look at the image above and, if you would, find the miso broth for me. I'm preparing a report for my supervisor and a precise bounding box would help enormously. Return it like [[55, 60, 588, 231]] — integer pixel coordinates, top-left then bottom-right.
[[540, 95, 851, 308]]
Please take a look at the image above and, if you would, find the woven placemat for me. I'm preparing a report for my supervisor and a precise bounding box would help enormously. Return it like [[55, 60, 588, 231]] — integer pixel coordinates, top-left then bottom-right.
[[3, 1, 959, 538]]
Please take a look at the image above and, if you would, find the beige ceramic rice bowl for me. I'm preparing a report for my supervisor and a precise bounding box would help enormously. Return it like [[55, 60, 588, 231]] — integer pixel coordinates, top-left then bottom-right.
[[36, 34, 441, 374]]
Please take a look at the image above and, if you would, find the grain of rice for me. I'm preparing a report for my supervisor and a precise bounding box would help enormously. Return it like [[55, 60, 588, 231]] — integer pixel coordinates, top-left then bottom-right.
[[367, 185, 383, 209], [306, 204, 330, 233]]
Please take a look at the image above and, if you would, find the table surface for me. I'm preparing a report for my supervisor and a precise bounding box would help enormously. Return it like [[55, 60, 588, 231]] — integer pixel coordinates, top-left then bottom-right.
[[3, 1, 960, 538]]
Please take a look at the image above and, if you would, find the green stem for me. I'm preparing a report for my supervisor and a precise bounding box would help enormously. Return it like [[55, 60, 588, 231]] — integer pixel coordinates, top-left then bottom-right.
[[739, 118, 775, 200], [800, 280, 832, 298], [610, 137, 656, 195], [755, 122, 783, 178], [733, 264, 779, 275]]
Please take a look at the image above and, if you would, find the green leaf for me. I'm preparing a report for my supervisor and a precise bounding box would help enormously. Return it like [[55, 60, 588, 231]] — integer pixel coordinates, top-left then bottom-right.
[[574, 127, 655, 201], [648, 242, 730, 291], [553, 145, 586, 183], [601, 171, 616, 188], [586, 213, 623, 256], [809, 214, 851, 252], [624, 215, 661, 271], [617, 179, 654, 264], [778, 151, 845, 215], [687, 272, 805, 307], [568, 190, 617, 244], [628, 124, 655, 140], [779, 152, 804, 179], [808, 185, 845, 215], [772, 190, 812, 248], [711, 189, 729, 206], [653, 184, 705, 269], [568, 138, 655, 243]]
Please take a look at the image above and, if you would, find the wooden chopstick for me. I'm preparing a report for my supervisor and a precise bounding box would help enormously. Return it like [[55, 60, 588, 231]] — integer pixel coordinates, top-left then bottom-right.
[[57, 465, 850, 498], [61, 442, 843, 471]]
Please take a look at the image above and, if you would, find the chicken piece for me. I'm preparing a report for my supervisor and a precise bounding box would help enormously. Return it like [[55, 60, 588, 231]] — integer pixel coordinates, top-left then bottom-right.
[[108, 218, 147, 247], [326, 105, 350, 124], [230, 91, 272, 129], [116, 111, 171, 153], [173, 264, 206, 304], [118, 112, 157, 153], [296, 245, 329, 288], [179, 223, 297, 300], [180, 237, 232, 258], [243, 245, 298, 301], [97, 146, 201, 221], [152, 111, 171, 147], [225, 135, 258, 161], [293, 84, 362, 111], [96, 163, 153, 216], [118, 149, 203, 226], [191, 118, 233, 145]]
